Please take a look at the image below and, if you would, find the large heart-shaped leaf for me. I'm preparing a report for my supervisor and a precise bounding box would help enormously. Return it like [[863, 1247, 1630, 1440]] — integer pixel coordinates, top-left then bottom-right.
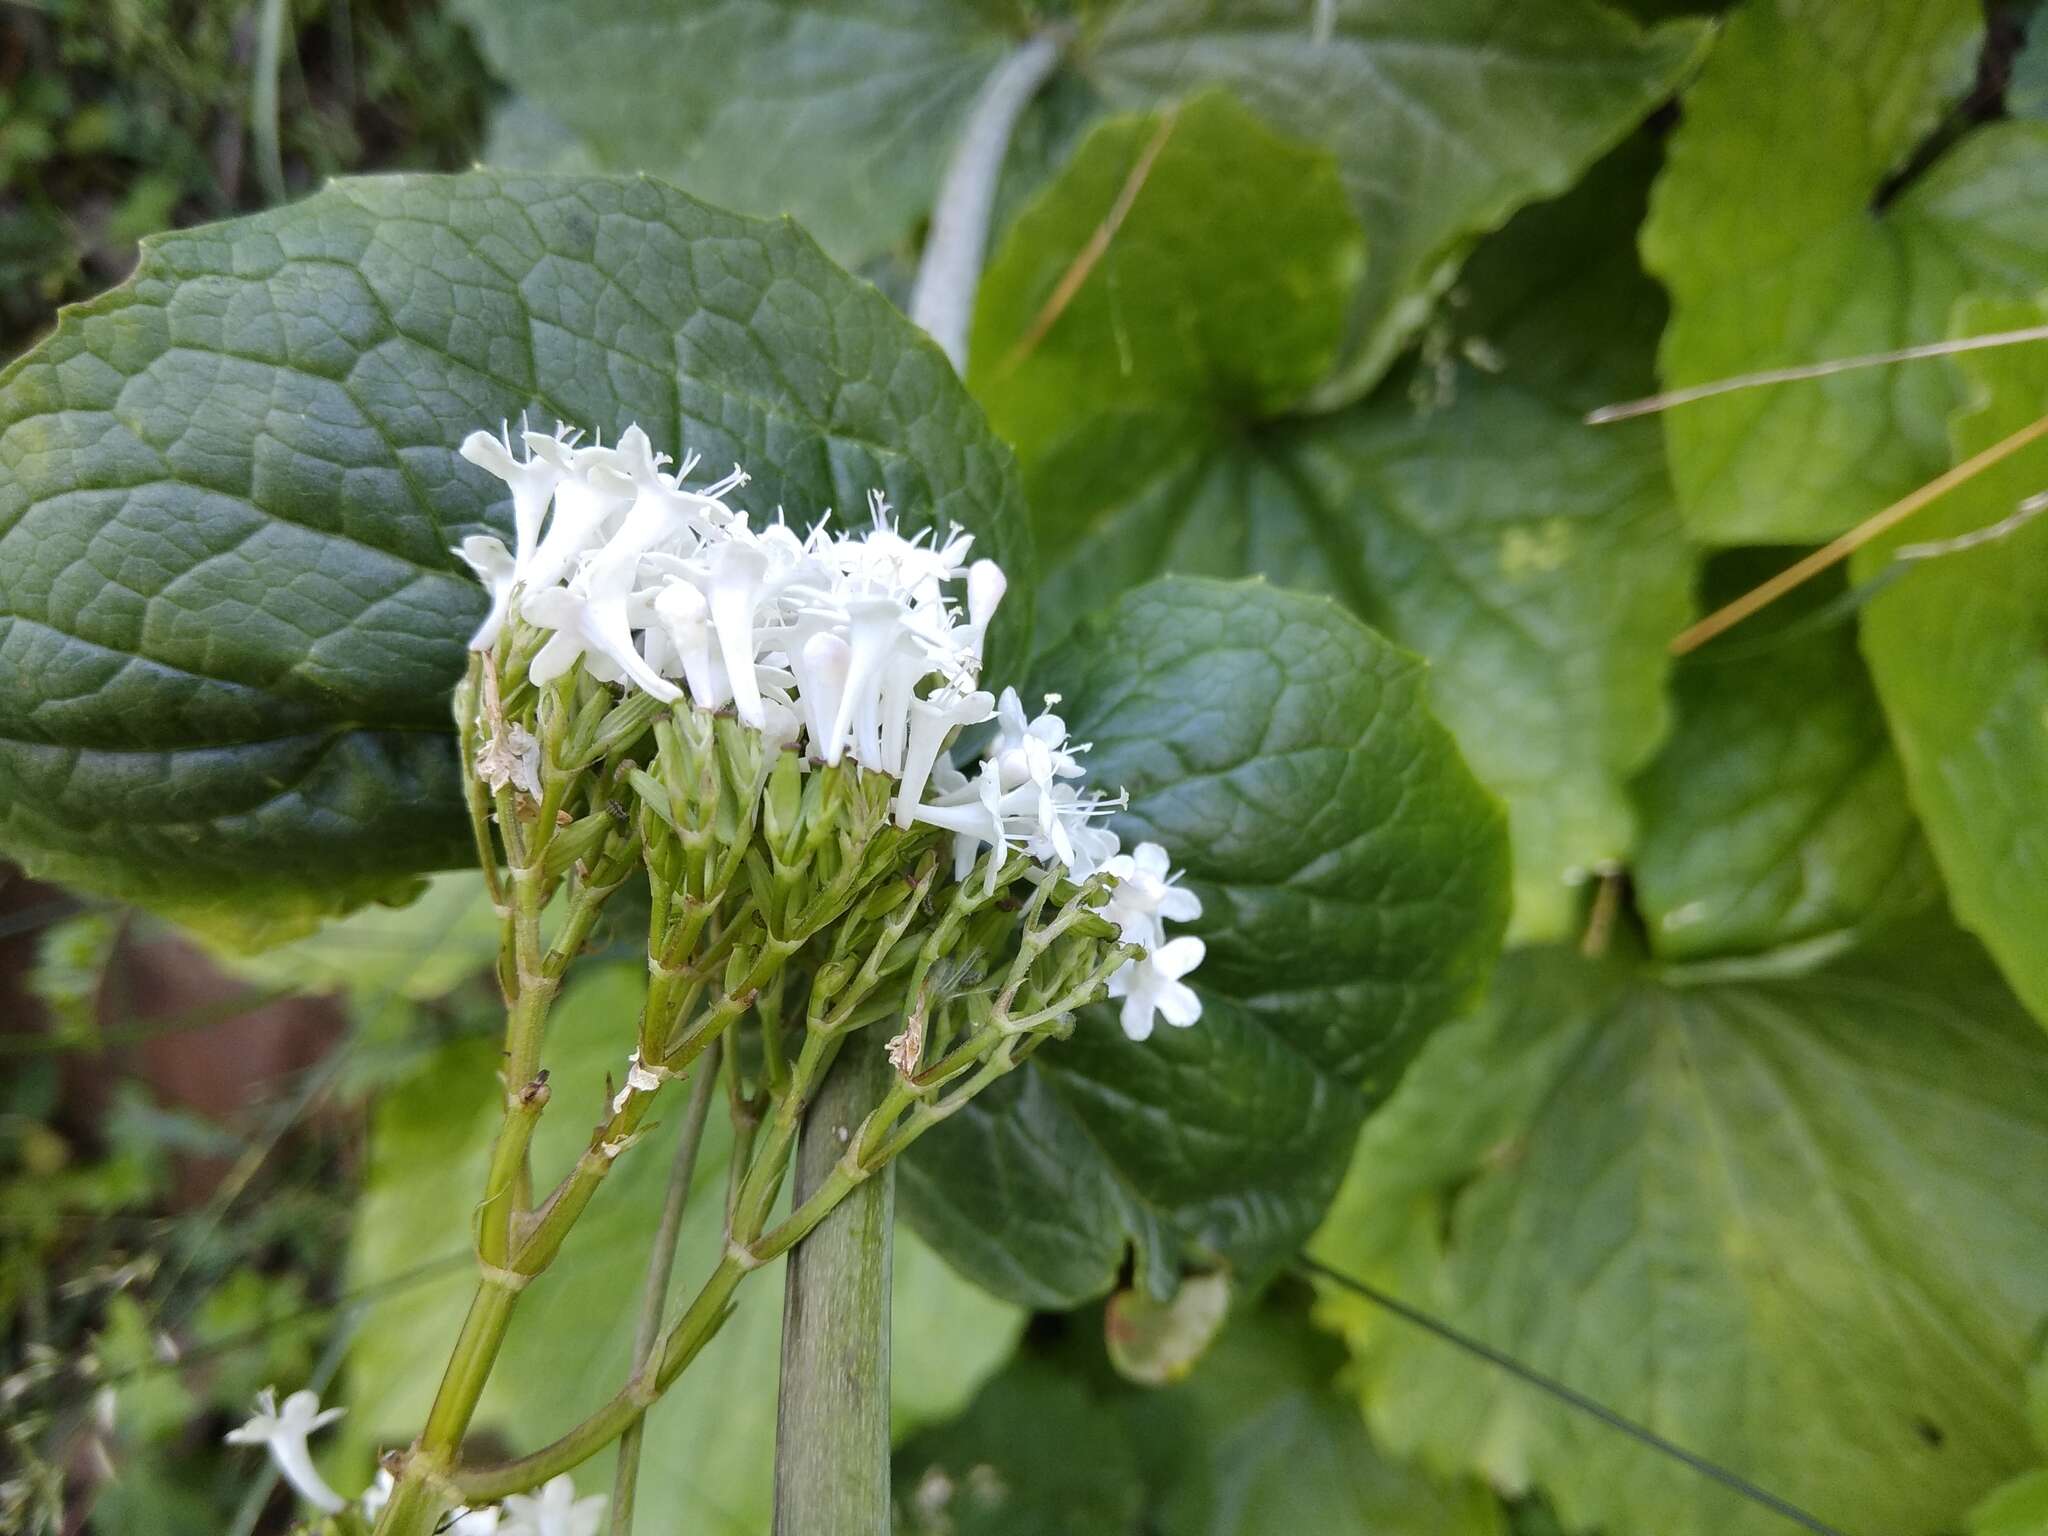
[[1855, 299, 2048, 1027], [1643, 0, 2048, 542], [1313, 929, 2048, 1536], [344, 963, 1026, 1532], [0, 170, 1031, 941], [968, 90, 1366, 461], [984, 137, 1691, 941], [901, 577, 1510, 1308], [1631, 557, 1941, 959]]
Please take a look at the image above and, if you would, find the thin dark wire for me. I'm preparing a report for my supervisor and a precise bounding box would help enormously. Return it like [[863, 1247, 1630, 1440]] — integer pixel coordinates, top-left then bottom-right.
[[1295, 1256, 1853, 1536]]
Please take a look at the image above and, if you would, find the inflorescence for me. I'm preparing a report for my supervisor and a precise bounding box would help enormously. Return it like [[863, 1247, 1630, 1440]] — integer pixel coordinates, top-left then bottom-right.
[[454, 420, 1203, 1041]]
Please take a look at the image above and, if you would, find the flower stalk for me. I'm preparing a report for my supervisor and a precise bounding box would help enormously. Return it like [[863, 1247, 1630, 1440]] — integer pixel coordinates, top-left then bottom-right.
[[360, 420, 1202, 1535], [773, 1041, 895, 1536]]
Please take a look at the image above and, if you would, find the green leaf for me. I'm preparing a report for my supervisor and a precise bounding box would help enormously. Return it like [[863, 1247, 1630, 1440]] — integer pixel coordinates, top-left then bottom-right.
[[1855, 298, 2048, 1026], [204, 871, 505, 1000], [1009, 142, 1691, 941], [902, 577, 1509, 1308], [1972, 1470, 2048, 1536], [893, 1358, 1148, 1536], [893, 1297, 1502, 1536], [1631, 557, 1941, 959], [0, 170, 1031, 940], [1130, 1300, 1503, 1536], [1643, 0, 2048, 542], [1086, 0, 1709, 404], [456, 0, 1700, 402], [969, 91, 1366, 462], [1313, 930, 2048, 1536], [451, 0, 1011, 268], [344, 964, 1024, 1531]]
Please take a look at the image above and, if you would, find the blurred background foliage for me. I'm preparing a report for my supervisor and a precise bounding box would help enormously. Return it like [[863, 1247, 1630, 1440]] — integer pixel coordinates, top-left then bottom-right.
[[0, 0, 493, 359]]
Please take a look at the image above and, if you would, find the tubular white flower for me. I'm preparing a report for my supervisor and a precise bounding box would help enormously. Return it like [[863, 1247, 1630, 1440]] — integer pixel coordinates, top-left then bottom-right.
[[702, 535, 779, 728], [524, 557, 681, 702], [896, 688, 994, 828], [964, 559, 1006, 660], [454, 534, 520, 650], [224, 1387, 345, 1514], [520, 443, 632, 597], [499, 1474, 605, 1536], [790, 629, 853, 758], [460, 424, 565, 574]]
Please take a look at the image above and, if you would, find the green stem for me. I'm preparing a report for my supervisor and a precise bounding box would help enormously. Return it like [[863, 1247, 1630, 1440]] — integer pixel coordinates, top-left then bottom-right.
[[251, 0, 289, 203], [772, 1042, 894, 1536], [420, 1278, 523, 1453], [451, 1250, 750, 1504], [609, 1043, 722, 1536]]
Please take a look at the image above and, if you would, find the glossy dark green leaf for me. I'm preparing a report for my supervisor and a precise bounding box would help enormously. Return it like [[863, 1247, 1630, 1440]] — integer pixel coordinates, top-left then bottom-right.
[[0, 170, 1031, 941], [1314, 930, 2048, 1536], [969, 91, 1365, 461], [1632, 557, 1941, 959], [1644, 0, 2048, 542], [902, 577, 1509, 1307], [344, 964, 1024, 1532], [1855, 298, 2048, 1026]]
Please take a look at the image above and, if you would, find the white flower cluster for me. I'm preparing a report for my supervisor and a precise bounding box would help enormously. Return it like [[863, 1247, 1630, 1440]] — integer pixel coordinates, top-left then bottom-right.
[[455, 421, 1202, 1041]]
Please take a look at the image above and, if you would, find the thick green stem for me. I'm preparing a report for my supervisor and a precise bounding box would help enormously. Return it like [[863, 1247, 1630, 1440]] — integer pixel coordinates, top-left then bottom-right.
[[609, 1043, 722, 1536], [772, 1042, 894, 1536], [420, 1278, 523, 1453]]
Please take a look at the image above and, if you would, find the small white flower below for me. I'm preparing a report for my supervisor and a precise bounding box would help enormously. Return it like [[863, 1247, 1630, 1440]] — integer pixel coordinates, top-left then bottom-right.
[[1099, 842, 1206, 1042], [224, 1387, 345, 1514], [499, 1473, 606, 1536]]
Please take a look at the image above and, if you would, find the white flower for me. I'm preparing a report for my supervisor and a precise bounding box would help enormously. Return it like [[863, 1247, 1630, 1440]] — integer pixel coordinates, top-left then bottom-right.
[[1099, 842, 1206, 1040], [453, 533, 520, 650], [895, 687, 994, 828], [499, 1474, 605, 1536], [918, 689, 1124, 882], [1108, 934, 1205, 1041], [1100, 842, 1202, 948], [524, 556, 681, 702], [460, 423, 566, 572], [224, 1387, 345, 1514]]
